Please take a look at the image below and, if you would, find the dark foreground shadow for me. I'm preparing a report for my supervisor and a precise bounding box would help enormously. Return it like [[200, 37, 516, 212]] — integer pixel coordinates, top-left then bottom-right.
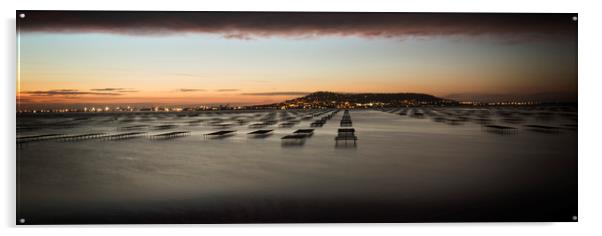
[[204, 133, 236, 140]]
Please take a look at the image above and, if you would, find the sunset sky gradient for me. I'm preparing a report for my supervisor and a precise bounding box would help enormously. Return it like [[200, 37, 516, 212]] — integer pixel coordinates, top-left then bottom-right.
[[17, 11, 578, 107]]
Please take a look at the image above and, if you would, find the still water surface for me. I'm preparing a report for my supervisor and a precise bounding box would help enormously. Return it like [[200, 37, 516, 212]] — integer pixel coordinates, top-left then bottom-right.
[[16, 108, 577, 223]]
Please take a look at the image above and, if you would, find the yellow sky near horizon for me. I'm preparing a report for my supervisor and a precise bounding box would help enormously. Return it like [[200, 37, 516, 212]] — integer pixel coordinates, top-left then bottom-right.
[[17, 32, 577, 106]]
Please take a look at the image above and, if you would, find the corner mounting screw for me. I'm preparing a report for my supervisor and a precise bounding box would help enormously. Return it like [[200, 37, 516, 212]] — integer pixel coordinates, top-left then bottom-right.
[[19, 13, 26, 19], [572, 215, 578, 221], [19, 218, 25, 224], [572, 16, 577, 21]]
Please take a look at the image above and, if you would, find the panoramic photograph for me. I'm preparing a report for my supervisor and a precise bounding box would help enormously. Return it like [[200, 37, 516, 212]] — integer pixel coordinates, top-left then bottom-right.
[[16, 11, 577, 224]]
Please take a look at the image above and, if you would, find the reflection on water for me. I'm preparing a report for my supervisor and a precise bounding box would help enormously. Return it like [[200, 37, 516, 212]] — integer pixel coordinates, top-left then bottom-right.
[[335, 143, 357, 148], [16, 107, 577, 224]]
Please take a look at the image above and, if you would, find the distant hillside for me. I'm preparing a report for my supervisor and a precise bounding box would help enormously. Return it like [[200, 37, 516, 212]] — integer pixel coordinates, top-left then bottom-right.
[[254, 91, 457, 109]]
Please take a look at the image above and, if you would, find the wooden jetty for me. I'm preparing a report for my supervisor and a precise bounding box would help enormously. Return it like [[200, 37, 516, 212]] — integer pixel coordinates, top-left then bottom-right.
[[455, 116, 470, 122], [301, 116, 313, 120], [340, 119, 352, 127], [280, 116, 296, 121], [340, 110, 353, 126], [483, 125, 517, 134], [310, 119, 326, 127], [410, 111, 425, 119], [235, 119, 249, 125], [335, 128, 358, 145], [335, 135, 357, 144], [445, 118, 464, 125], [261, 120, 278, 125], [119, 125, 148, 131], [59, 133, 106, 141], [206, 130, 236, 135], [279, 121, 297, 128], [211, 123, 236, 129], [337, 128, 356, 135], [292, 129, 314, 137], [153, 124, 178, 130], [204, 130, 236, 138], [432, 116, 447, 123], [312, 115, 332, 127], [151, 131, 190, 139], [103, 132, 147, 140], [339, 111, 353, 127], [248, 129, 274, 137], [281, 134, 309, 145]]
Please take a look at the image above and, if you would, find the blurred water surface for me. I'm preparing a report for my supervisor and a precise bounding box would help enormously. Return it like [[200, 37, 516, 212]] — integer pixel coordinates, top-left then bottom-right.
[[16, 108, 577, 223]]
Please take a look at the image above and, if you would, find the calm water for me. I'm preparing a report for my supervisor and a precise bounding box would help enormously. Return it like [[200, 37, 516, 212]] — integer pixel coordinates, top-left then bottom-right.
[[16, 108, 577, 223]]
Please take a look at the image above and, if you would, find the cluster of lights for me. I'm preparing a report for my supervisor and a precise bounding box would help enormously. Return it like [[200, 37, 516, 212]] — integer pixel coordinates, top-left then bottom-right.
[[18, 99, 541, 114], [17, 104, 251, 113], [460, 101, 538, 106]]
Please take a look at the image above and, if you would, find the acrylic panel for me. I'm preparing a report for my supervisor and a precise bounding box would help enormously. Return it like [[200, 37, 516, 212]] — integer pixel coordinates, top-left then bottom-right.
[[16, 11, 578, 224]]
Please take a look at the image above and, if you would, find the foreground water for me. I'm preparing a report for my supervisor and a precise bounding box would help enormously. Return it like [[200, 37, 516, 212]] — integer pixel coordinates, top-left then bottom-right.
[[16, 108, 577, 223]]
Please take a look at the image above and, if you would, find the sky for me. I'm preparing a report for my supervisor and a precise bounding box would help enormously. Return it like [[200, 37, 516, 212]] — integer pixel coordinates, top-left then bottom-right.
[[17, 11, 578, 107]]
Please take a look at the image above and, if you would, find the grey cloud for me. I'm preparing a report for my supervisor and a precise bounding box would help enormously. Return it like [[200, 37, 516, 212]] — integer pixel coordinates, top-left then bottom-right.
[[18, 12, 576, 42], [90, 88, 138, 92], [22, 89, 122, 96], [178, 89, 206, 92], [241, 91, 310, 96]]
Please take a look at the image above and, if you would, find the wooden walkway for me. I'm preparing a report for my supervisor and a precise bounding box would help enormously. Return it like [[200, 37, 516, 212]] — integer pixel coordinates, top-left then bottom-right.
[[248, 129, 274, 136], [483, 125, 517, 134], [335, 128, 358, 145], [151, 131, 190, 139]]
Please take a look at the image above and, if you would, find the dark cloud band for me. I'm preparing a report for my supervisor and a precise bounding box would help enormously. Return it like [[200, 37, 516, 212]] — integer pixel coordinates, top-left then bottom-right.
[[22, 89, 122, 96], [17, 11, 576, 40], [90, 88, 138, 92], [178, 89, 205, 92]]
